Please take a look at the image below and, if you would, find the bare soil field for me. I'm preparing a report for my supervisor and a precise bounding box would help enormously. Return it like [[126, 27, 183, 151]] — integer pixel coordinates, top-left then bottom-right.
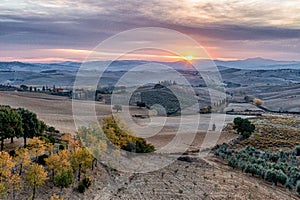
[[0, 91, 242, 152], [16, 155, 296, 200], [231, 116, 300, 151], [2, 91, 298, 200]]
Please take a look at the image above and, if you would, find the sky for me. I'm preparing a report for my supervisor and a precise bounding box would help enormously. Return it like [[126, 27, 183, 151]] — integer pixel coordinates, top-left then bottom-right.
[[1, 0, 300, 62]]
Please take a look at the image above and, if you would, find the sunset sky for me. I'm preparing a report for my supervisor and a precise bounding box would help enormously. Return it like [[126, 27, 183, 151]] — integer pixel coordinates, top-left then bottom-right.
[[1, 0, 300, 62]]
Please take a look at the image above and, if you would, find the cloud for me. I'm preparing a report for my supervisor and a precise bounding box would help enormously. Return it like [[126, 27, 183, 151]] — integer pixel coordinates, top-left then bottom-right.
[[1, 0, 300, 61]]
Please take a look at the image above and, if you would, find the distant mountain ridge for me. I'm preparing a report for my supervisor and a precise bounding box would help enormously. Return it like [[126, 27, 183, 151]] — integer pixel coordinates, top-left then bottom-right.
[[214, 57, 300, 70], [0, 57, 299, 73]]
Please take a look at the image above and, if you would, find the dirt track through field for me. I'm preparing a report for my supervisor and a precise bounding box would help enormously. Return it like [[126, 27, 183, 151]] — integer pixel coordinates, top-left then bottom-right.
[[0, 91, 242, 151]]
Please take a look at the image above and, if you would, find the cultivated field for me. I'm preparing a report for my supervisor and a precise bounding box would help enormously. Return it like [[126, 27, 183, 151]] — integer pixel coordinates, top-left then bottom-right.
[[0, 91, 241, 151], [1, 91, 299, 199]]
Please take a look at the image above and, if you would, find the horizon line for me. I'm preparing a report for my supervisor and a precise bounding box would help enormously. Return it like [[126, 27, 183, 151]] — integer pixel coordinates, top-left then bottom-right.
[[1, 57, 300, 64]]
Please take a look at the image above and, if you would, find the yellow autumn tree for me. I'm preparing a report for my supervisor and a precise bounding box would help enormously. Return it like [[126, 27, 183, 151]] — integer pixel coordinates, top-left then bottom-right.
[[27, 137, 47, 160], [25, 163, 48, 200], [8, 173, 23, 200], [46, 142, 54, 155], [0, 151, 15, 180], [253, 98, 264, 106], [101, 115, 134, 148], [77, 122, 108, 170], [101, 115, 155, 153], [71, 147, 93, 181], [0, 151, 15, 197], [61, 133, 80, 150], [0, 182, 6, 197], [14, 147, 31, 175], [90, 140, 107, 160], [45, 149, 71, 180], [50, 194, 64, 200]]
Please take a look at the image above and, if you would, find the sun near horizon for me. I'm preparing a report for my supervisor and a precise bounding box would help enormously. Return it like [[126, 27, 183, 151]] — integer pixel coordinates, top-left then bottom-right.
[[184, 55, 194, 62]]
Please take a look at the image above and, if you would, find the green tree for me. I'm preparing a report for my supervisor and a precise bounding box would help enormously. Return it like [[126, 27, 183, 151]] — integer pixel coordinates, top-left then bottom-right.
[[233, 117, 255, 139], [17, 108, 45, 147], [25, 163, 48, 200], [113, 104, 122, 112], [136, 101, 146, 108], [0, 107, 23, 150], [54, 168, 74, 198]]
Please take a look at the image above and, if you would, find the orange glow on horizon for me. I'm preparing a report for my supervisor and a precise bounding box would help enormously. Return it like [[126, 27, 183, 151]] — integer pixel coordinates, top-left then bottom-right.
[[1, 47, 235, 63]]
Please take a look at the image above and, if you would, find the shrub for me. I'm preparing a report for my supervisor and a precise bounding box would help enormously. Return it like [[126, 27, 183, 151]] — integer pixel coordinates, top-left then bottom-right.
[[46, 134, 56, 144], [39, 135, 51, 143], [269, 153, 280, 162], [82, 176, 92, 188], [259, 168, 266, 179], [296, 181, 300, 195], [276, 170, 287, 185], [37, 154, 49, 165], [102, 115, 155, 153], [228, 157, 238, 169], [123, 139, 155, 153], [78, 182, 86, 193], [285, 178, 294, 191], [9, 149, 16, 157], [59, 144, 65, 150], [265, 169, 277, 185], [239, 162, 247, 172], [54, 168, 74, 191], [295, 146, 300, 156]]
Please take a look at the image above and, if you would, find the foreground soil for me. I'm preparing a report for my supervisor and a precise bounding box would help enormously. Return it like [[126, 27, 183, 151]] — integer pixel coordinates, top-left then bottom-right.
[[11, 154, 296, 200], [1, 91, 299, 199]]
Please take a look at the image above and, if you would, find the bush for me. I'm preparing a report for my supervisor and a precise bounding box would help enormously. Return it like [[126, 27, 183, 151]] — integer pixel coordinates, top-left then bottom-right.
[[269, 153, 280, 162], [102, 115, 155, 153], [82, 176, 92, 188], [228, 157, 238, 169], [296, 181, 300, 195], [46, 134, 56, 144], [59, 144, 65, 150], [54, 169, 74, 190], [135, 139, 155, 153], [78, 182, 86, 193], [213, 144, 300, 190], [9, 149, 16, 157], [37, 154, 49, 165], [276, 170, 287, 185], [285, 178, 294, 191], [265, 169, 277, 185], [39, 135, 51, 144], [296, 146, 300, 156], [47, 126, 59, 133]]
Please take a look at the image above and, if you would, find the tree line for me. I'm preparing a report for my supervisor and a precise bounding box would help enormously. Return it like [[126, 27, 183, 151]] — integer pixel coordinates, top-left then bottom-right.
[[214, 144, 300, 196], [0, 107, 156, 199], [0, 134, 94, 199], [0, 106, 46, 150]]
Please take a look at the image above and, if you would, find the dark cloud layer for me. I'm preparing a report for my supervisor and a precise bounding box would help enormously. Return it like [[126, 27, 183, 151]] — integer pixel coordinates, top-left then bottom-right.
[[1, 0, 300, 61]]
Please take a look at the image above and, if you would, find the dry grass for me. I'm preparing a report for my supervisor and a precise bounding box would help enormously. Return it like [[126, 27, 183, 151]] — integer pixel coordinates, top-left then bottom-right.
[[1, 91, 299, 199], [231, 116, 300, 151]]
